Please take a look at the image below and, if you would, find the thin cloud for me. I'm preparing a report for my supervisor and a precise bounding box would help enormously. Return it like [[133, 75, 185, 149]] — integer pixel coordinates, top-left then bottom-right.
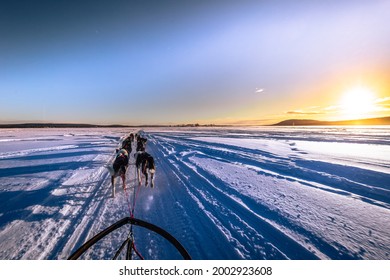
[[287, 97, 390, 119], [229, 118, 276, 125], [372, 96, 390, 112], [324, 105, 339, 111], [286, 110, 323, 115], [375, 96, 390, 104], [255, 88, 265, 93], [287, 103, 343, 116]]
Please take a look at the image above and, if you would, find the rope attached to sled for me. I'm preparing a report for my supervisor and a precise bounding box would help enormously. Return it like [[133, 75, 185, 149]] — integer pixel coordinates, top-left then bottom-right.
[[113, 227, 144, 260], [118, 153, 144, 259]]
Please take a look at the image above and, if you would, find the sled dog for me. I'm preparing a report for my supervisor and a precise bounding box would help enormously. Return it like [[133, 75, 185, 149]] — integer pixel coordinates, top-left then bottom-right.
[[107, 149, 129, 197], [135, 151, 156, 187]]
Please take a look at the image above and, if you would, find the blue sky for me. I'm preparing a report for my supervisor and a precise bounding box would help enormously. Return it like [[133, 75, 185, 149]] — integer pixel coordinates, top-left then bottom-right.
[[1, 0, 390, 125]]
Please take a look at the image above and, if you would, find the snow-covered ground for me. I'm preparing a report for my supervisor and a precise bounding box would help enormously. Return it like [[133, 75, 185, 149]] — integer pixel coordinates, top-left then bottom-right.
[[0, 126, 389, 260]]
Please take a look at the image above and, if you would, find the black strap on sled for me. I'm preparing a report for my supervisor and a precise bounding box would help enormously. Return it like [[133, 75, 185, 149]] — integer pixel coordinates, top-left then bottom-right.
[[67, 217, 191, 260]]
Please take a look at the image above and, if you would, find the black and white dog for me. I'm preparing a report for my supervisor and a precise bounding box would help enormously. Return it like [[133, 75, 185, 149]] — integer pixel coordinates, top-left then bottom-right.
[[107, 149, 129, 197], [121, 135, 133, 154], [136, 136, 147, 152], [135, 151, 155, 188]]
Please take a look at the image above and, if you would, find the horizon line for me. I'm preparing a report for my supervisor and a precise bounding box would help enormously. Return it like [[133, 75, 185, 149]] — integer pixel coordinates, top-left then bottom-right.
[[1, 115, 390, 128]]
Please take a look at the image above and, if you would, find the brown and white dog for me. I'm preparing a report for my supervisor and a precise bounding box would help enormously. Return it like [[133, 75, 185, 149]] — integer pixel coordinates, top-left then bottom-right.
[[107, 149, 129, 197], [135, 151, 155, 187]]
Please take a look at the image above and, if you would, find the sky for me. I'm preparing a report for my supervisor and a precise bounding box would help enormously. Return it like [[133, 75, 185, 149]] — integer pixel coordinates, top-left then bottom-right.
[[1, 0, 390, 125]]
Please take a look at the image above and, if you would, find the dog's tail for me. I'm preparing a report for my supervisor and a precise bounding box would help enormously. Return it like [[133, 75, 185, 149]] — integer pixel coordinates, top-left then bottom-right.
[[105, 164, 115, 176]]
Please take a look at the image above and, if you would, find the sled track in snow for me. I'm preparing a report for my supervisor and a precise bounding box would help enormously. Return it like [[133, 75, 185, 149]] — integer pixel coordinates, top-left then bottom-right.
[[151, 135, 320, 259], [147, 131, 390, 260], [51, 136, 131, 259], [47, 160, 113, 259], [154, 135, 390, 210]]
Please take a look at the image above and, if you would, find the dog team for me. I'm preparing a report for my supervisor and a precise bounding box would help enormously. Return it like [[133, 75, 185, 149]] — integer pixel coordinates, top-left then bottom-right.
[[107, 132, 156, 197]]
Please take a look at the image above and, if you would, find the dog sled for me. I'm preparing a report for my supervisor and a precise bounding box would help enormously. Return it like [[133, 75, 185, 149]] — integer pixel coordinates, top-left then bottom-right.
[[68, 216, 191, 260]]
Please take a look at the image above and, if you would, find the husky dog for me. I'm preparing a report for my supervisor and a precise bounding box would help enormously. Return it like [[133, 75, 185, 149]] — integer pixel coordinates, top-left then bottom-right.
[[136, 136, 147, 152], [121, 135, 133, 154], [107, 149, 129, 197], [135, 151, 155, 187], [129, 133, 134, 143]]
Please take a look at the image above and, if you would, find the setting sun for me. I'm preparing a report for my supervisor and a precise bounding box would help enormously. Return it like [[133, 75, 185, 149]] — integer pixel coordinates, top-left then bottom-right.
[[339, 86, 377, 119]]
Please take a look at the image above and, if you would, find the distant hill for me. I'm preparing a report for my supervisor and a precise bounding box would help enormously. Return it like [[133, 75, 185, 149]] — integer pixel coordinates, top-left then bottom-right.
[[273, 116, 390, 126]]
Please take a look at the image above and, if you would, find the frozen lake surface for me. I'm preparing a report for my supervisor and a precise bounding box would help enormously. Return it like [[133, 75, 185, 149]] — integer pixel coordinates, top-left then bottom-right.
[[0, 126, 389, 260]]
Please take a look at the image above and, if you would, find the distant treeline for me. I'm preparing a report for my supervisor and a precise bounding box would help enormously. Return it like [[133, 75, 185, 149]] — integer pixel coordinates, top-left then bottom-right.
[[0, 123, 130, 129], [0, 123, 223, 129], [172, 123, 222, 127]]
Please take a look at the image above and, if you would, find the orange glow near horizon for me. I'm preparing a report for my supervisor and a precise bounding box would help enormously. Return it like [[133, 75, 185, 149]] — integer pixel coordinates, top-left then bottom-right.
[[338, 86, 377, 120]]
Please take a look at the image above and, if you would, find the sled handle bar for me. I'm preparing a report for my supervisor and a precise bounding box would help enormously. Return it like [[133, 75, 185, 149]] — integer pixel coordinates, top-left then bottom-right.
[[67, 217, 191, 260]]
